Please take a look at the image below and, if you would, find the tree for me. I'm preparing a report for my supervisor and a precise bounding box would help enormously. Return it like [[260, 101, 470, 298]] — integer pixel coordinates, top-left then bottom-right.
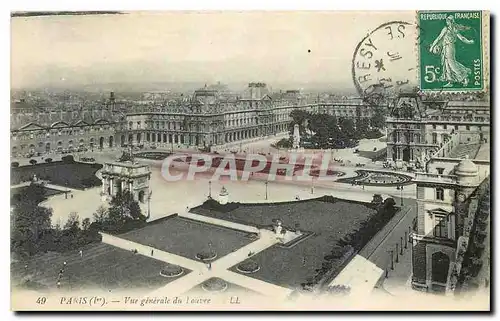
[[107, 190, 145, 223], [11, 162, 19, 168], [289, 109, 310, 136], [11, 203, 53, 255], [370, 106, 386, 129], [45, 158, 53, 163], [64, 212, 80, 232], [92, 205, 109, 225], [355, 118, 370, 139], [29, 159, 37, 165], [81, 218, 91, 231], [23, 183, 47, 205]]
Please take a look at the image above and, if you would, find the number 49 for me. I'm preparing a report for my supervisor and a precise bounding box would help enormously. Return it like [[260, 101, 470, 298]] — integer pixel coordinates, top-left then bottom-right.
[[424, 65, 441, 83]]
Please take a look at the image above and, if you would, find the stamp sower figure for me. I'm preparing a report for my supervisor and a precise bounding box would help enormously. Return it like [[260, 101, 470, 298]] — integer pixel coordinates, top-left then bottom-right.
[[429, 15, 475, 87]]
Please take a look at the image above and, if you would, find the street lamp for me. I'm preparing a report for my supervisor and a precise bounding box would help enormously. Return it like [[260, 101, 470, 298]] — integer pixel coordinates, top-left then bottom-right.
[[389, 250, 394, 270], [311, 178, 315, 195], [208, 181, 212, 199], [400, 185, 404, 207], [265, 181, 268, 200]]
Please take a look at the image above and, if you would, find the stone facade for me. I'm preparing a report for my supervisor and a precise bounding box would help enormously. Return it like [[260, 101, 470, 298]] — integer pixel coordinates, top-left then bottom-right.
[[386, 93, 490, 168], [411, 133, 490, 294], [11, 84, 379, 156], [100, 161, 151, 204]]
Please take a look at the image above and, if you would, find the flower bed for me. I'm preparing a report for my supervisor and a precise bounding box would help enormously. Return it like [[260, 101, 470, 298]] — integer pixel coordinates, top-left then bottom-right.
[[236, 260, 260, 274], [159, 264, 184, 278], [201, 277, 228, 293], [195, 250, 217, 261]]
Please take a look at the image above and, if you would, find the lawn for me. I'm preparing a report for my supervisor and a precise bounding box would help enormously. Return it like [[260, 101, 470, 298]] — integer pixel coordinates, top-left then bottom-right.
[[119, 216, 255, 261], [11, 186, 64, 205], [11, 161, 103, 189], [11, 243, 187, 293], [191, 198, 378, 289]]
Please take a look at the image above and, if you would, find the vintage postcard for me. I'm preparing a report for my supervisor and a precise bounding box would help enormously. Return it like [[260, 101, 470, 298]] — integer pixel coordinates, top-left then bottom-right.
[[10, 10, 490, 311]]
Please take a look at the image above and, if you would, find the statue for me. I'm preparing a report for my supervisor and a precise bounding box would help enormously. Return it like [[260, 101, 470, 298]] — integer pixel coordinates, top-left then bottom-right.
[[118, 148, 134, 162], [218, 186, 229, 205]]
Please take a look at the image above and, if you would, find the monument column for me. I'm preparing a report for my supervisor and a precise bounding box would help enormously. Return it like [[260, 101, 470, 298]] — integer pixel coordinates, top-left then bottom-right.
[[102, 176, 108, 195]]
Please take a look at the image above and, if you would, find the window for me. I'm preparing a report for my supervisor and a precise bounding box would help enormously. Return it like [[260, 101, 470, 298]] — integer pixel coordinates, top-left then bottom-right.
[[436, 187, 444, 201], [436, 168, 445, 175], [454, 125, 458, 130], [444, 124, 447, 130], [432, 124, 437, 129], [433, 215, 448, 238], [466, 125, 470, 130], [432, 133, 437, 144]]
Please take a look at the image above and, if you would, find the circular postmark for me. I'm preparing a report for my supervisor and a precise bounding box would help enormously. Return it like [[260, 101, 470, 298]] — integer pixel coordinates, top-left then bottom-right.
[[352, 21, 419, 106]]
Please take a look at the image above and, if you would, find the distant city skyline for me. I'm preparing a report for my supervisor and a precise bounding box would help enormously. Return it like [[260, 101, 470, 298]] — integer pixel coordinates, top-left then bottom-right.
[[11, 11, 415, 92]]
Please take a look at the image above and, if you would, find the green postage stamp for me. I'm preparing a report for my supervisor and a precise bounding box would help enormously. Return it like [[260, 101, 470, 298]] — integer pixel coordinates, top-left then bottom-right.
[[418, 11, 485, 91]]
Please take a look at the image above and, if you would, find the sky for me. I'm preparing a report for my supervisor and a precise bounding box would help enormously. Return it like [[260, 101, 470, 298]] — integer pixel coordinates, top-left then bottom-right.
[[11, 11, 416, 91]]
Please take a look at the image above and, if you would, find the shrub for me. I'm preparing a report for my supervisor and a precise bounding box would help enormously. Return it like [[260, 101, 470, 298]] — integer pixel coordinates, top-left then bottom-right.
[[29, 159, 37, 165], [61, 155, 75, 163], [11, 162, 19, 168], [45, 158, 53, 163], [371, 194, 383, 205]]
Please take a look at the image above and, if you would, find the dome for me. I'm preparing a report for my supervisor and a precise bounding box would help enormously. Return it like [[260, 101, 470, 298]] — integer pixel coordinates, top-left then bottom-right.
[[455, 157, 478, 176]]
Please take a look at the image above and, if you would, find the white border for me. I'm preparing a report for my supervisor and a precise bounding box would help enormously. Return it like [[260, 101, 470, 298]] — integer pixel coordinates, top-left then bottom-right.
[[3, 0, 499, 320]]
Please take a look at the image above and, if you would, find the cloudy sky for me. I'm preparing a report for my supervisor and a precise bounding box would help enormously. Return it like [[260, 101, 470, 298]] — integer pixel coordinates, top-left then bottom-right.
[[11, 11, 416, 90]]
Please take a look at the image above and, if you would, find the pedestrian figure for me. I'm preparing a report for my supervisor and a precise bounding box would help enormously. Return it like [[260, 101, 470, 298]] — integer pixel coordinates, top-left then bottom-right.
[[57, 281, 61, 288], [71, 194, 74, 199], [151, 249, 154, 256]]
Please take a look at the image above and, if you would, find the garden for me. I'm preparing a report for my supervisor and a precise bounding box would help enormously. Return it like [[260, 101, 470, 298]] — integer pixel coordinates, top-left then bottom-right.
[[191, 196, 396, 289], [134, 152, 172, 160], [337, 170, 413, 186], [11, 158, 102, 189]]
